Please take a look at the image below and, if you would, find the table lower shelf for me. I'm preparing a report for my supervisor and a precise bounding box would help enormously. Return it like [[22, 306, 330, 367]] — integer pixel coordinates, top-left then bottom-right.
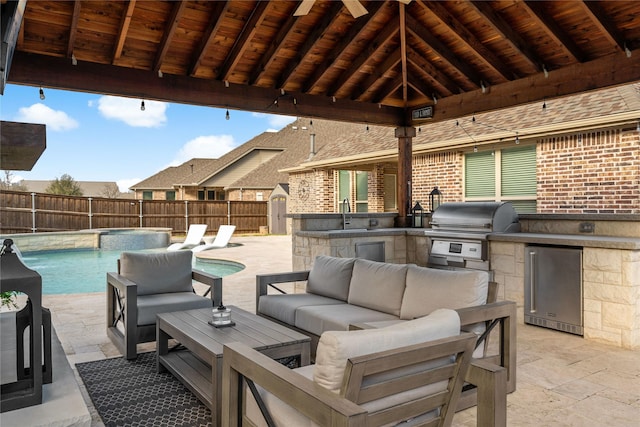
[[158, 350, 214, 410]]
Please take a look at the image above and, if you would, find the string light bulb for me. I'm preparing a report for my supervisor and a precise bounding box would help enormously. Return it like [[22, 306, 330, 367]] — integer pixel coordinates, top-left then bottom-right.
[[39, 87, 45, 100], [225, 109, 230, 120], [515, 132, 520, 144], [140, 100, 145, 111], [542, 99, 547, 111]]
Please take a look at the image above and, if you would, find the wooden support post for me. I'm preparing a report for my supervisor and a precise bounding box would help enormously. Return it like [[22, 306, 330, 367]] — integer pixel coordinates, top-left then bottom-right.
[[395, 126, 415, 227]]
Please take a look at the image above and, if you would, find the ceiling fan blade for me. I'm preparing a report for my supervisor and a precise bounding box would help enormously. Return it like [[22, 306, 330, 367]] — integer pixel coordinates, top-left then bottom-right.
[[342, 0, 368, 18], [294, 0, 316, 16]]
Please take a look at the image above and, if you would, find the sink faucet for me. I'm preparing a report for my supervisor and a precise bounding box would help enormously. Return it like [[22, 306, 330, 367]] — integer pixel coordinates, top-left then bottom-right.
[[342, 198, 351, 229]]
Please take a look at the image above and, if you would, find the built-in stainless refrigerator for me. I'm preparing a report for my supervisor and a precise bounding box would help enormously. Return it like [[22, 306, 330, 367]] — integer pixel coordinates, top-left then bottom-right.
[[524, 245, 583, 335]]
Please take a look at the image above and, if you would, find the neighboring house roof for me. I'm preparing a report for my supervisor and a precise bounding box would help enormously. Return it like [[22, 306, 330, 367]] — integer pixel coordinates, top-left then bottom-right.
[[21, 179, 122, 197], [130, 158, 212, 190], [132, 117, 365, 192], [294, 83, 640, 169]]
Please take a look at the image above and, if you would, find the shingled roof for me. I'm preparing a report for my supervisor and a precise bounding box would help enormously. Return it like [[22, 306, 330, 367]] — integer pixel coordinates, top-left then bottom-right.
[[131, 117, 365, 191], [297, 83, 640, 168]]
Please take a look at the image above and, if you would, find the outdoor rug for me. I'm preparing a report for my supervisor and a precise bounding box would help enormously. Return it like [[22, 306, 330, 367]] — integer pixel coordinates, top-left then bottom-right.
[[76, 352, 211, 427]]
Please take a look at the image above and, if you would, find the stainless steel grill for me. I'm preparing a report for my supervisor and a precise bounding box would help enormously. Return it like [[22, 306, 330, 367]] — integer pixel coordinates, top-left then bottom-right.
[[425, 202, 520, 273]]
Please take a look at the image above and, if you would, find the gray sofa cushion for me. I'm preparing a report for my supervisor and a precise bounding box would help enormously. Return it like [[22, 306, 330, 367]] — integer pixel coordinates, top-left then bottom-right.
[[347, 259, 408, 316], [120, 251, 194, 296], [306, 256, 356, 301], [400, 265, 489, 320], [136, 292, 212, 325], [294, 304, 398, 337], [258, 293, 346, 325]]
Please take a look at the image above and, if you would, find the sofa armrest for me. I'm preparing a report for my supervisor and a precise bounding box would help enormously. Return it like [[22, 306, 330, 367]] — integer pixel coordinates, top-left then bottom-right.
[[191, 268, 223, 306], [255, 270, 310, 312], [106, 272, 138, 357], [456, 300, 517, 394], [222, 341, 367, 427], [466, 359, 507, 427]]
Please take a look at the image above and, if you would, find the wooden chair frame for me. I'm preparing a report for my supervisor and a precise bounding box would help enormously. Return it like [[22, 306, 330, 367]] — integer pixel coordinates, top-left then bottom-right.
[[106, 266, 222, 359], [222, 333, 477, 427]]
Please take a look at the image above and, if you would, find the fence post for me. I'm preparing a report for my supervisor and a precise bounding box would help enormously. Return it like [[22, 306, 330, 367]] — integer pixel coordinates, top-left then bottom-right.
[[88, 197, 93, 229], [184, 200, 189, 232], [31, 192, 37, 233], [139, 199, 143, 228], [227, 200, 231, 225]]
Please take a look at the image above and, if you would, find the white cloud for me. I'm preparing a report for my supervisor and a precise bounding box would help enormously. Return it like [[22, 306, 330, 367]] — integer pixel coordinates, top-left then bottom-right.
[[97, 96, 167, 128], [252, 113, 296, 130], [15, 103, 79, 131], [170, 135, 237, 166], [116, 178, 141, 193]]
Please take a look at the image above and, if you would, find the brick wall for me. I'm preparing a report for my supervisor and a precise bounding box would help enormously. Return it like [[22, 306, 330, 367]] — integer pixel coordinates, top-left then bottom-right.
[[226, 189, 272, 201], [537, 125, 640, 213], [368, 164, 385, 212], [412, 152, 463, 210]]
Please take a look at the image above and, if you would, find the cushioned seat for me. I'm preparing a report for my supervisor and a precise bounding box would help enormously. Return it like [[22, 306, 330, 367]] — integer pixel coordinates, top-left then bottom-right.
[[106, 250, 222, 359], [294, 303, 398, 337], [258, 294, 346, 325]]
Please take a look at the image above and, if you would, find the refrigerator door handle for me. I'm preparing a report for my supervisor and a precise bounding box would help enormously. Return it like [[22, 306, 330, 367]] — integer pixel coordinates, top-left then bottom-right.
[[528, 250, 536, 313]]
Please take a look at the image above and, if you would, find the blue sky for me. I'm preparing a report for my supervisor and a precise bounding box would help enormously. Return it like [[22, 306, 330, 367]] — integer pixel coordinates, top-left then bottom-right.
[[1, 84, 296, 192]]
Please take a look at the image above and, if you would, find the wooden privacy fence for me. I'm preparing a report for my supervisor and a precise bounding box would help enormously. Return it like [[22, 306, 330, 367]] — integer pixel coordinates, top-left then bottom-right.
[[0, 190, 267, 235]]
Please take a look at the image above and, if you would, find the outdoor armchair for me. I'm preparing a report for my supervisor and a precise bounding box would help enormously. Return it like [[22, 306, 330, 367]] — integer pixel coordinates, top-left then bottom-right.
[[222, 309, 478, 427], [106, 250, 222, 359]]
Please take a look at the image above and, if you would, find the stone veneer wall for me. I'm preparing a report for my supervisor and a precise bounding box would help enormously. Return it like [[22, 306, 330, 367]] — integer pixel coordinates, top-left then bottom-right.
[[490, 240, 640, 349]]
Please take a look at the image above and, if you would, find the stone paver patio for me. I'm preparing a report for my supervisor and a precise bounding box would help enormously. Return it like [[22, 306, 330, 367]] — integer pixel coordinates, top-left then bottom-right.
[[4, 234, 640, 426]]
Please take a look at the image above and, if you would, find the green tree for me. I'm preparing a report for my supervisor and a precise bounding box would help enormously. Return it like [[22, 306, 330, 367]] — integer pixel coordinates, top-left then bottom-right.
[[0, 170, 28, 191], [45, 174, 83, 196]]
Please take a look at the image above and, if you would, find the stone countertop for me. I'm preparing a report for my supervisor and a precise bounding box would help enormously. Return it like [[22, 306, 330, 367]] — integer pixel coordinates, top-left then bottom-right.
[[296, 228, 412, 238], [489, 233, 640, 250]]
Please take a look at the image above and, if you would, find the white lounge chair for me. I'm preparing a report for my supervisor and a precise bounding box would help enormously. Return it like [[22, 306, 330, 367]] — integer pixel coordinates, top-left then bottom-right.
[[167, 224, 208, 251], [192, 225, 236, 252]]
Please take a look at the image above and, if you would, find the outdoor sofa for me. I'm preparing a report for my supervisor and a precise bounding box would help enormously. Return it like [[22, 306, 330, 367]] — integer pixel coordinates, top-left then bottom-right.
[[255, 255, 516, 425]]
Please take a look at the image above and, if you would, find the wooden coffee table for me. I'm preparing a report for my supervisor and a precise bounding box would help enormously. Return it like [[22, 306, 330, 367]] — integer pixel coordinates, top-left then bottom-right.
[[156, 306, 310, 426]]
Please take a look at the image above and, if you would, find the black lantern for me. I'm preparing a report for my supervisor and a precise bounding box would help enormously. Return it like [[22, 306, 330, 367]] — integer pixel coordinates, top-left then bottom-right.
[[429, 186, 442, 212], [412, 201, 424, 228]]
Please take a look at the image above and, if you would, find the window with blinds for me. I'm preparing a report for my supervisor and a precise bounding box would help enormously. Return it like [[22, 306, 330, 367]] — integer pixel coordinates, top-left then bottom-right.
[[465, 145, 537, 213]]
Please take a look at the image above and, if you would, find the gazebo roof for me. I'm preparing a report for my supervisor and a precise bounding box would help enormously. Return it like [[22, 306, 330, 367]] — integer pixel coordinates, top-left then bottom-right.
[[5, 0, 640, 127]]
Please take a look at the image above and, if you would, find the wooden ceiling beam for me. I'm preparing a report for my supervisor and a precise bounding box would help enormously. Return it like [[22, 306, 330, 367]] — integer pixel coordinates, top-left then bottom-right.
[[521, 1, 585, 63], [113, 0, 136, 63], [66, 0, 81, 59], [399, 1, 408, 106], [188, 1, 230, 77], [328, 17, 399, 97], [153, 1, 187, 73], [406, 63, 436, 100], [406, 47, 457, 96], [9, 51, 405, 127], [580, 1, 626, 53], [418, 0, 514, 82], [467, 0, 542, 74], [406, 15, 480, 89], [353, 49, 401, 101], [218, 1, 270, 82], [276, 1, 344, 89], [249, 5, 300, 86], [409, 49, 640, 124], [301, 1, 385, 94], [372, 73, 403, 104]]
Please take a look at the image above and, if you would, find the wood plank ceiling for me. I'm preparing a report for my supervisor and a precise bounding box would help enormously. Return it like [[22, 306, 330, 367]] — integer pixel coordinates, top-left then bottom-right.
[[4, 0, 640, 127]]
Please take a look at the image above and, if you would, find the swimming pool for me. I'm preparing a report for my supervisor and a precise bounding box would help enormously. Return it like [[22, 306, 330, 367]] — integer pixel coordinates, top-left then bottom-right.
[[20, 249, 244, 295]]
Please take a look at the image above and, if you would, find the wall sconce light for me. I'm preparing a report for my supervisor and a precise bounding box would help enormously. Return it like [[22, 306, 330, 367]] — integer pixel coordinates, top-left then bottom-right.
[[140, 100, 145, 111], [429, 186, 442, 212], [412, 201, 424, 228], [39, 87, 45, 100]]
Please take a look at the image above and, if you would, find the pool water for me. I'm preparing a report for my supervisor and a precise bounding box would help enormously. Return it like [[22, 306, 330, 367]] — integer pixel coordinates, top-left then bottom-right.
[[20, 249, 244, 295]]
